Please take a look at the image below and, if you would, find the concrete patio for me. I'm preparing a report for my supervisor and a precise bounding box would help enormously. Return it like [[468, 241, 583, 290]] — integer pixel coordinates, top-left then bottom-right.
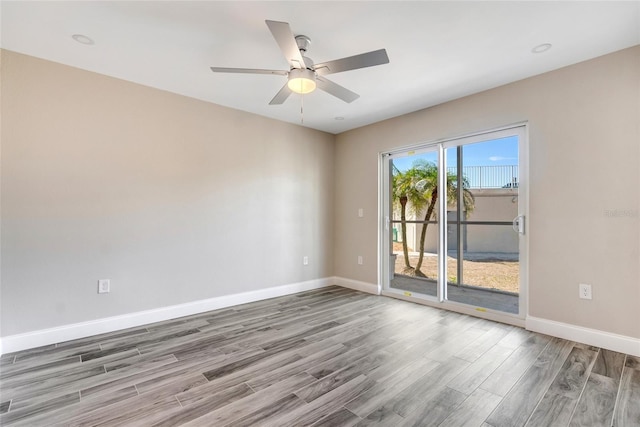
[[390, 274, 519, 314]]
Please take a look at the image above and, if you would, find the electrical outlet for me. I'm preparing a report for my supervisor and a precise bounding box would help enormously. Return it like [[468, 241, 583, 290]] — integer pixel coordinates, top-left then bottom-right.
[[357, 256, 363, 265], [579, 283, 592, 300], [98, 279, 110, 294], [303, 256, 309, 266]]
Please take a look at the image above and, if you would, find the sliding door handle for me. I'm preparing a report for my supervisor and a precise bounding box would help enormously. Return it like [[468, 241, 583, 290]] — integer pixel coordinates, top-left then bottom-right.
[[513, 215, 525, 235]]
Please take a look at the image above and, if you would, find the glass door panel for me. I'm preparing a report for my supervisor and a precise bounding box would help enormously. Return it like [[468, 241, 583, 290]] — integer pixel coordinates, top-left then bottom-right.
[[445, 137, 520, 313], [388, 148, 440, 298]]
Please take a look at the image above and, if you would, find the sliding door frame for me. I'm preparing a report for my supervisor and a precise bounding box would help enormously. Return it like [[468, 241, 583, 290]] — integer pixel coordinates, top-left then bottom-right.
[[378, 123, 529, 327]]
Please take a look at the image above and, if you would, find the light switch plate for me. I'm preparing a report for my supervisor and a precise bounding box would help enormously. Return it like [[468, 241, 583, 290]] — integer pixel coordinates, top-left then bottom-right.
[[98, 279, 110, 294]]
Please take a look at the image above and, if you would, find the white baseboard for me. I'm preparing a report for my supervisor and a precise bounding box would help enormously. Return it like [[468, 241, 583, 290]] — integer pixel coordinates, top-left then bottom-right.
[[7, 280, 636, 358], [0, 278, 333, 355], [526, 316, 640, 357], [333, 277, 379, 295]]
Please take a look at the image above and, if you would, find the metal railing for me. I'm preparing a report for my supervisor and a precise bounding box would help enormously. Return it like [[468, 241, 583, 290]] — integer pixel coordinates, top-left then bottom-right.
[[447, 165, 518, 189]]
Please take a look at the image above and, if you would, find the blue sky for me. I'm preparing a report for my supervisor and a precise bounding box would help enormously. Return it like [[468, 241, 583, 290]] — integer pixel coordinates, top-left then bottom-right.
[[392, 136, 518, 171]]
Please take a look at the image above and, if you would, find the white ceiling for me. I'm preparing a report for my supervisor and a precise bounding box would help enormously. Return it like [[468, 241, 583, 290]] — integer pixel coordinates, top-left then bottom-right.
[[2, 1, 639, 134]]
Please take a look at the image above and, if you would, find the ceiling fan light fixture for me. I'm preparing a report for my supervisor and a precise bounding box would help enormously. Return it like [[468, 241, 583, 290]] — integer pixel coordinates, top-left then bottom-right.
[[288, 68, 316, 94]]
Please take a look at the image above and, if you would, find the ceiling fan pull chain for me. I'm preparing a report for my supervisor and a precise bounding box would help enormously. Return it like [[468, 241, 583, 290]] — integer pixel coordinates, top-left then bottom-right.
[[300, 95, 304, 124]]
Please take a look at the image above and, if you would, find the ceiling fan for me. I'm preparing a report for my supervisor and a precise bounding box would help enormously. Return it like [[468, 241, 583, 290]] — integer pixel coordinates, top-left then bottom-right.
[[211, 20, 389, 105]]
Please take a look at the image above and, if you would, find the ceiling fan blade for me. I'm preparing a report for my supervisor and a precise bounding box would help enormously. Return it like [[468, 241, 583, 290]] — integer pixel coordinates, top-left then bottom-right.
[[210, 67, 288, 76], [314, 49, 389, 76], [265, 20, 306, 69], [269, 83, 292, 105], [316, 76, 359, 103]]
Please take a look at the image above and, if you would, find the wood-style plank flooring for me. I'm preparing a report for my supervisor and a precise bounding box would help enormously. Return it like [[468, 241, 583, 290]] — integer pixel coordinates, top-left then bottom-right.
[[1, 286, 638, 426]]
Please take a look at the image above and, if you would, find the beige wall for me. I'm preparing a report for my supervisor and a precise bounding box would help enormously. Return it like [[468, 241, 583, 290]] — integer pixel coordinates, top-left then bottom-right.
[[0, 50, 335, 336], [2, 46, 639, 344], [335, 46, 640, 339]]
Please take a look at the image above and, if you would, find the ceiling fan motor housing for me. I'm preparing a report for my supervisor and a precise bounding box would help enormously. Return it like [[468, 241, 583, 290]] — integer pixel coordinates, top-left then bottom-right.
[[295, 35, 315, 70], [295, 35, 311, 52]]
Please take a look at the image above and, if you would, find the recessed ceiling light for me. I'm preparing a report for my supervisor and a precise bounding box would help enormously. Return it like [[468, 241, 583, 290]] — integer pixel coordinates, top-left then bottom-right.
[[72, 34, 94, 45], [531, 43, 552, 54], [335, 117, 345, 121]]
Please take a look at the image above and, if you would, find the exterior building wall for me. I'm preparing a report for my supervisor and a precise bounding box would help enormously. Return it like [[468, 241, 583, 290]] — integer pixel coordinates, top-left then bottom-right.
[[395, 189, 519, 254]]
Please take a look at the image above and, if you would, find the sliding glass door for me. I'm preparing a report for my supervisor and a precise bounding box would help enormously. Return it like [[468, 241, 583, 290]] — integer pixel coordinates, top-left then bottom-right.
[[386, 146, 441, 298], [381, 126, 527, 321]]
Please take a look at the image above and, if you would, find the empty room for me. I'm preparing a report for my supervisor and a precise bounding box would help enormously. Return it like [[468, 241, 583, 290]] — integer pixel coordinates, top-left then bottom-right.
[[1, 1, 639, 426]]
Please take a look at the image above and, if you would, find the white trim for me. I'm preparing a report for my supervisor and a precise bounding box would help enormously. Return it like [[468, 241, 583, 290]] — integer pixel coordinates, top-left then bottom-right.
[[526, 316, 640, 357], [519, 124, 530, 320], [333, 277, 380, 295], [437, 144, 447, 303], [0, 278, 333, 355], [377, 153, 386, 297]]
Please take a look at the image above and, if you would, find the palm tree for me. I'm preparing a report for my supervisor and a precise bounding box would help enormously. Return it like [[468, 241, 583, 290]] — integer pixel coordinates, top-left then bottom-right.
[[392, 165, 424, 272], [392, 159, 475, 277], [411, 160, 439, 276]]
